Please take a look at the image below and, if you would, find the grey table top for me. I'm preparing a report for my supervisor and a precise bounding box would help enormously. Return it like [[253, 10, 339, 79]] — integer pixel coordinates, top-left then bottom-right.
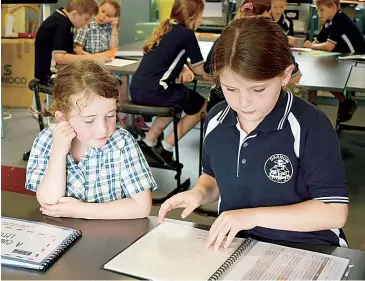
[[112, 43, 356, 93], [293, 54, 355, 92], [106, 58, 141, 76], [346, 66, 365, 92], [1, 191, 156, 280], [3, 191, 364, 280], [104, 41, 144, 75]]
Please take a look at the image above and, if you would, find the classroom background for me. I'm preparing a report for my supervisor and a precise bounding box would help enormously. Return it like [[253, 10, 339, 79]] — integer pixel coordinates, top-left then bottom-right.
[[1, 0, 365, 260]]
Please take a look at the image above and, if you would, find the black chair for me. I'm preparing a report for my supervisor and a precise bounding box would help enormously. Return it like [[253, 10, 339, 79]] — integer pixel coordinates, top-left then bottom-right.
[[336, 91, 365, 135], [119, 101, 190, 203], [23, 79, 52, 161]]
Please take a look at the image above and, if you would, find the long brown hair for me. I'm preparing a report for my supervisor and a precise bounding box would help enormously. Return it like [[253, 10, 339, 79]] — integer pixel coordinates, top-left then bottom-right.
[[143, 0, 205, 54], [213, 17, 294, 82], [235, 0, 271, 18], [99, 0, 121, 27], [32, 61, 119, 117], [65, 0, 99, 16]]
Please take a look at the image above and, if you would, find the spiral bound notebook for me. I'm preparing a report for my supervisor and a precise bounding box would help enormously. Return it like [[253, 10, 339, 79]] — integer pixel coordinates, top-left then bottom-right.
[[1, 216, 82, 271], [102, 221, 350, 281]]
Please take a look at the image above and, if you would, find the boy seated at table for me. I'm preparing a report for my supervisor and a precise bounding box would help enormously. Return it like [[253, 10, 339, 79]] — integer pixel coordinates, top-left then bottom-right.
[[271, 0, 296, 46], [303, 0, 365, 121]]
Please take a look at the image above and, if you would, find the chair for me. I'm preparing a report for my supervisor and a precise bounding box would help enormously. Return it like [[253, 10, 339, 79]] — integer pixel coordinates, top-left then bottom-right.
[[307, 5, 319, 41], [119, 101, 191, 203], [354, 6, 365, 34], [23, 79, 52, 161]]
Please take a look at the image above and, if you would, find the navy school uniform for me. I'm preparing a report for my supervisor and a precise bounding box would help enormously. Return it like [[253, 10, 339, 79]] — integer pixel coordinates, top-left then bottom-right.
[[316, 10, 365, 53], [35, 8, 74, 84], [130, 22, 206, 115], [273, 13, 294, 36], [203, 91, 349, 247]]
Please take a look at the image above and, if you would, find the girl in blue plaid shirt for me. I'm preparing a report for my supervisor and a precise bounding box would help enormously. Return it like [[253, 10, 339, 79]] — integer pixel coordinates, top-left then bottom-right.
[[74, 1, 128, 107], [74, 0, 149, 129], [26, 60, 158, 219]]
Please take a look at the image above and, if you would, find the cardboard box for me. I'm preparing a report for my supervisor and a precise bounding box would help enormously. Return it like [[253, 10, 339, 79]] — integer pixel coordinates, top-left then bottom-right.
[[1, 38, 36, 108]]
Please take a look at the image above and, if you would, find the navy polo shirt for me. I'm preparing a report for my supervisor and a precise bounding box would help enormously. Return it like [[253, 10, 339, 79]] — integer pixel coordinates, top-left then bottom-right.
[[35, 8, 74, 83], [130, 23, 204, 92], [273, 14, 294, 36], [316, 10, 365, 53], [203, 91, 349, 247]]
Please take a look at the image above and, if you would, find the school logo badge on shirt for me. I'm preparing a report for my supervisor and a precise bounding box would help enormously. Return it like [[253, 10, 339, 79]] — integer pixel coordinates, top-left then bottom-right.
[[264, 154, 293, 184]]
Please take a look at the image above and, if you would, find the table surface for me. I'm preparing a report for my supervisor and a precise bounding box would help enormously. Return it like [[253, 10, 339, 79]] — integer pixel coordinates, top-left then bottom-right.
[[2, 191, 365, 280], [293, 53, 355, 92], [113, 41, 357, 92], [346, 66, 365, 92]]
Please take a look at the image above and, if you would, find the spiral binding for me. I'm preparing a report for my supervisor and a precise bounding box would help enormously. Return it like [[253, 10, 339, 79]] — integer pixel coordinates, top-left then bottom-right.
[[40, 230, 82, 271], [208, 238, 256, 281]]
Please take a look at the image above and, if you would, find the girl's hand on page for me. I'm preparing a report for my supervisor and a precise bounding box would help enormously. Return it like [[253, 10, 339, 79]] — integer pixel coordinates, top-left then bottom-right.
[[158, 189, 204, 223], [206, 209, 257, 250], [52, 121, 76, 156], [94, 53, 112, 63]]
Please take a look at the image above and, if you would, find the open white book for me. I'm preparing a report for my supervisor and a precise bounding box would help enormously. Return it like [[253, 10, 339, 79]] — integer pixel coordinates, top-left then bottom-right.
[[102, 221, 350, 281], [104, 58, 138, 68]]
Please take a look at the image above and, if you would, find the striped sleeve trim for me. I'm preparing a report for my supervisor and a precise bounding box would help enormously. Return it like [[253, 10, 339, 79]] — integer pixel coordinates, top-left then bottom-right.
[[52, 50, 67, 54], [328, 39, 337, 45], [314, 196, 349, 204], [190, 60, 204, 67]]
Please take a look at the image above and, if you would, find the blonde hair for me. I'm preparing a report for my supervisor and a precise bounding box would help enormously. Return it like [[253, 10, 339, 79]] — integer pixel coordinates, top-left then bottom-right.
[[65, 0, 99, 16], [32, 61, 119, 117], [99, 0, 121, 27], [143, 0, 205, 54]]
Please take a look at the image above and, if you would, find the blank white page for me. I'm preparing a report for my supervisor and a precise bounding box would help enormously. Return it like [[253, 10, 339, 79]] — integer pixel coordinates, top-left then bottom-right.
[[105, 58, 138, 68], [103, 221, 243, 281], [198, 41, 214, 61]]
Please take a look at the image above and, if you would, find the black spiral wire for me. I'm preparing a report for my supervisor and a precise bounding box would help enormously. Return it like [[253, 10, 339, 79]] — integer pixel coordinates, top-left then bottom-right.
[[208, 238, 255, 281], [41, 230, 82, 271]]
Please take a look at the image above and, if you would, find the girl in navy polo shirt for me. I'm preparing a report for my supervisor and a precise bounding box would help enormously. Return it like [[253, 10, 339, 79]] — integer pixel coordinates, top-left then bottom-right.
[[205, 0, 302, 112], [130, 0, 209, 168], [159, 17, 349, 249]]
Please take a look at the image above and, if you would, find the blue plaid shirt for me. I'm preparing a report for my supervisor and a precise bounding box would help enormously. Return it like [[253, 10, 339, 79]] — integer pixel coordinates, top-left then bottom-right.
[[74, 19, 112, 54], [25, 127, 157, 203], [74, 19, 123, 79]]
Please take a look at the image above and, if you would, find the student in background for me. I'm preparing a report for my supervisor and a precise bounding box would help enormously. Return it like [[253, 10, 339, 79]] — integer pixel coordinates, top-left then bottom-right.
[[130, 0, 209, 168], [74, 0, 121, 55], [159, 17, 348, 249], [205, 0, 302, 112], [26, 61, 157, 219], [303, 0, 364, 121], [35, 0, 112, 85], [74, 0, 138, 127], [271, 0, 296, 46]]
